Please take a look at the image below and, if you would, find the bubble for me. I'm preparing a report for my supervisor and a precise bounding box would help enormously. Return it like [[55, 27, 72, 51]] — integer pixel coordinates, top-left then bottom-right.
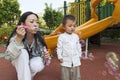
[[81, 51, 89, 59], [115, 73, 120, 80], [105, 52, 120, 79], [80, 40, 85, 47], [81, 51, 86, 58], [88, 53, 95, 61], [105, 52, 119, 71], [109, 63, 119, 71], [104, 62, 111, 68], [108, 68, 117, 75], [102, 70, 107, 76]]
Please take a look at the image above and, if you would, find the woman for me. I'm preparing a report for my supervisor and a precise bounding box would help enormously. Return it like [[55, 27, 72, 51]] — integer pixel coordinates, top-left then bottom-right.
[[5, 11, 51, 80]]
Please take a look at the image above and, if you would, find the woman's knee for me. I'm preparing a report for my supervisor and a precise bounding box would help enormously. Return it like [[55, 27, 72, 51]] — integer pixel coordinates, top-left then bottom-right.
[[30, 57, 45, 73], [19, 49, 29, 61], [11, 49, 30, 65]]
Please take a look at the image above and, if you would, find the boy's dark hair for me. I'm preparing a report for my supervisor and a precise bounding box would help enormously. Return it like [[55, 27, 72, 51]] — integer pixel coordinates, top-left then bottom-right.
[[62, 15, 76, 26]]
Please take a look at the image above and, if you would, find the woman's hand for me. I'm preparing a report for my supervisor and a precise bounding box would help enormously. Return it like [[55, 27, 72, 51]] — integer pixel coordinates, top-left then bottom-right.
[[16, 25, 26, 43], [43, 52, 51, 66], [44, 52, 51, 60]]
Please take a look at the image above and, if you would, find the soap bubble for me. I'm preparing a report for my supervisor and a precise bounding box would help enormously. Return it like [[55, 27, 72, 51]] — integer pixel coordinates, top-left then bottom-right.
[[105, 52, 120, 80], [80, 40, 85, 47], [115, 73, 120, 80], [105, 52, 119, 70]]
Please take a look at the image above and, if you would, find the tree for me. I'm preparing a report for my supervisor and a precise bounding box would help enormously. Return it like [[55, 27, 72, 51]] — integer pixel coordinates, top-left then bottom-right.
[[99, 0, 107, 6], [0, 0, 21, 27], [43, 3, 63, 29]]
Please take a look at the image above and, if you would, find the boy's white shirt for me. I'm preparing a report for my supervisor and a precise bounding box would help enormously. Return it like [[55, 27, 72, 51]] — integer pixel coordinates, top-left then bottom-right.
[[57, 32, 82, 67]]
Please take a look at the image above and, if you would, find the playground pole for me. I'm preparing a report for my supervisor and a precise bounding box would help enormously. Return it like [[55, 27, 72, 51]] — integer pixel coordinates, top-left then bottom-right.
[[78, 0, 80, 25], [64, 1, 67, 16], [85, 39, 88, 58], [97, 3, 101, 46], [85, 0, 90, 58]]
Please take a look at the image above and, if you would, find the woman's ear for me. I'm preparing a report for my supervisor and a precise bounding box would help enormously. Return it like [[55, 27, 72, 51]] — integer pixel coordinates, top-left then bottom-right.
[[21, 22, 24, 25]]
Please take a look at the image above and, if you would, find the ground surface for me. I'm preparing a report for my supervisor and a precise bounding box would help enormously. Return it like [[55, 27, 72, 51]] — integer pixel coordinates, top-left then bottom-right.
[[0, 43, 120, 80]]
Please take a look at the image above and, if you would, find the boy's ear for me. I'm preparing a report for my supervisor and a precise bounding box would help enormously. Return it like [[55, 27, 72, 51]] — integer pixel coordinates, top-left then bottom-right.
[[62, 25, 65, 29], [63, 26, 65, 30]]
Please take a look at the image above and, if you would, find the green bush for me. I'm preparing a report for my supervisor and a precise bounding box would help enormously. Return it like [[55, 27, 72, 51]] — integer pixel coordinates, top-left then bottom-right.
[[0, 26, 15, 44]]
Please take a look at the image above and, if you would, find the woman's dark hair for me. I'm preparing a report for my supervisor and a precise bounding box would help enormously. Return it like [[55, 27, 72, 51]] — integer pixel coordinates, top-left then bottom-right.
[[6, 11, 47, 47], [17, 11, 38, 25], [62, 14, 76, 26]]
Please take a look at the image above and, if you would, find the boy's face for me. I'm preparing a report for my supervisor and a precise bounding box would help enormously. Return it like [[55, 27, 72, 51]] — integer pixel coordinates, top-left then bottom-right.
[[64, 19, 76, 34]]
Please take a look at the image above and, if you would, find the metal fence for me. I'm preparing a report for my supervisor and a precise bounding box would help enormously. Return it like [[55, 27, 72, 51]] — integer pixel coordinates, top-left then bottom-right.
[[98, 2, 114, 20], [65, 1, 114, 26], [67, 1, 86, 26]]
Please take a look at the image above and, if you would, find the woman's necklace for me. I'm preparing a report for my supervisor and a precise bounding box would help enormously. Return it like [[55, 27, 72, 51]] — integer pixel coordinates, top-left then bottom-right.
[[26, 33, 34, 47], [27, 39, 34, 51], [26, 40, 35, 58]]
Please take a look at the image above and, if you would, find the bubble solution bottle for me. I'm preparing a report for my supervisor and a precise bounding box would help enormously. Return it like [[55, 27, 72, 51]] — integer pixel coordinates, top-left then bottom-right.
[[42, 47, 51, 66]]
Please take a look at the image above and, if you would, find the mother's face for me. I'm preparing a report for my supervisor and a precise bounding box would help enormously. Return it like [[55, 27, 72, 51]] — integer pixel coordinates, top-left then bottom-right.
[[25, 14, 39, 34]]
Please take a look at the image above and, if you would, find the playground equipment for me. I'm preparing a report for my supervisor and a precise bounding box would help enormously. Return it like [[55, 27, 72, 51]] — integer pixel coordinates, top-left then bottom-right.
[[44, 0, 120, 53]]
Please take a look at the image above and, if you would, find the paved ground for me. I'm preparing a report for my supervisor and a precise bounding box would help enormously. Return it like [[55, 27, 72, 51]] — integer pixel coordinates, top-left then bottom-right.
[[0, 43, 120, 80]]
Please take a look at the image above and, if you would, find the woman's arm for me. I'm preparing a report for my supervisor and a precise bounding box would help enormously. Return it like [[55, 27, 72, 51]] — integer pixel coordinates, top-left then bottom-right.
[[5, 36, 24, 61]]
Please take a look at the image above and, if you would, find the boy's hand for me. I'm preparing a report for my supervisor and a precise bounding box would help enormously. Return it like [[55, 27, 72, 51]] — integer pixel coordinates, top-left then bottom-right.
[[59, 59, 63, 63]]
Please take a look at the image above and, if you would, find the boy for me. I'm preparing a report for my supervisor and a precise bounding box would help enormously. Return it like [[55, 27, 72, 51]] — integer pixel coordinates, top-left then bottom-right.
[[57, 15, 82, 80]]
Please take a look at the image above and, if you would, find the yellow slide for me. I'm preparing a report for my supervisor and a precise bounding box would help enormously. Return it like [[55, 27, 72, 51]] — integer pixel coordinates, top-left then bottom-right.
[[44, 17, 114, 53], [44, 0, 120, 53]]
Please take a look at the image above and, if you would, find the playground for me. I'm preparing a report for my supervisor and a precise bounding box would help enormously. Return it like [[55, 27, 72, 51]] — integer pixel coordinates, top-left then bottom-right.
[[0, 0, 120, 80]]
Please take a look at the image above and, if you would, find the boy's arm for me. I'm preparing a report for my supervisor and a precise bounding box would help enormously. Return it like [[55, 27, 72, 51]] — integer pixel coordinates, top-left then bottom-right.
[[57, 36, 63, 60], [77, 37, 82, 57]]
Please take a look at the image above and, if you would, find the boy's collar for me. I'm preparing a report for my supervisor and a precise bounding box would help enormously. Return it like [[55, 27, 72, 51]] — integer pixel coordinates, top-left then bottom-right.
[[65, 32, 73, 35]]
